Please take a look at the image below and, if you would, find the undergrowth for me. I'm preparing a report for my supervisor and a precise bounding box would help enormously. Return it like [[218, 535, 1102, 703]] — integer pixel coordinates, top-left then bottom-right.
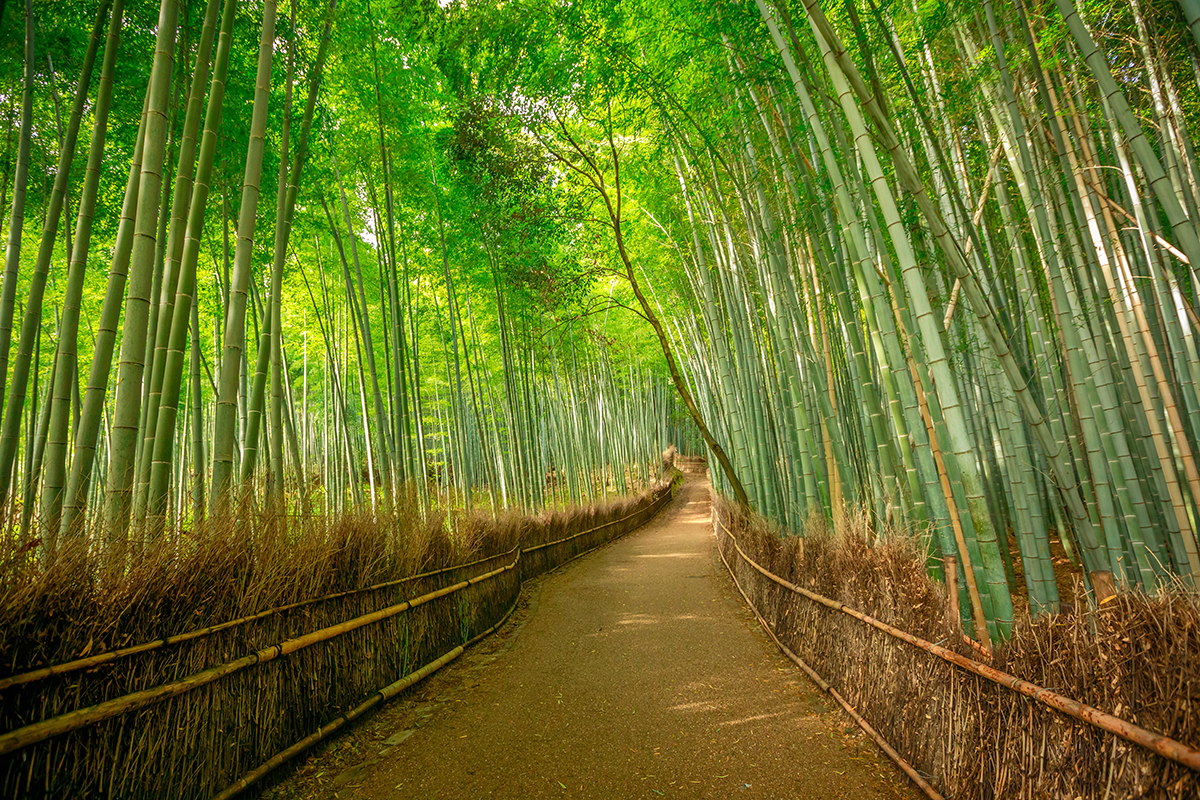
[[715, 494, 1200, 799]]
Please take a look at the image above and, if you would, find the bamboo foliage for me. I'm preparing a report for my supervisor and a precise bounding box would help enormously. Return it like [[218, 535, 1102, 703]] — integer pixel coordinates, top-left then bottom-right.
[[585, 0, 1200, 636], [6, 0, 1194, 642], [0, 0, 684, 579]]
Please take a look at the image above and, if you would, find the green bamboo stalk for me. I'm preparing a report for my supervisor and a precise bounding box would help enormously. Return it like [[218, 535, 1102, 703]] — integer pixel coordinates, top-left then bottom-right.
[[59, 86, 149, 544], [190, 299, 204, 524], [101, 0, 180, 544], [210, 0, 277, 512], [797, 0, 1114, 602], [134, 0, 223, 530], [333, 159, 392, 503], [144, 0, 236, 532], [0, 2, 106, 510], [266, 3, 295, 511], [40, 0, 126, 535], [236, 0, 335, 504], [0, 0, 36, 429]]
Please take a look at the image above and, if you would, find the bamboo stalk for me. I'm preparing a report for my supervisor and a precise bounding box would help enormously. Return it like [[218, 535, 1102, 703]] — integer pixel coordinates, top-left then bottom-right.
[[210, 0, 278, 510], [0, 0, 37, 433], [0, 2, 106, 510]]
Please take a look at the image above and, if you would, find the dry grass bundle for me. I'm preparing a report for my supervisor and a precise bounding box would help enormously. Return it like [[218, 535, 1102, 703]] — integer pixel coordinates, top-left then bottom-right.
[[0, 479, 676, 799], [518, 490, 662, 580], [988, 592, 1200, 797], [714, 494, 1200, 800]]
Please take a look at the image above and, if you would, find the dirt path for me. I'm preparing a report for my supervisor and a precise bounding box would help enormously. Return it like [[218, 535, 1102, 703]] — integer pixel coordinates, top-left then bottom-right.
[[269, 480, 919, 800]]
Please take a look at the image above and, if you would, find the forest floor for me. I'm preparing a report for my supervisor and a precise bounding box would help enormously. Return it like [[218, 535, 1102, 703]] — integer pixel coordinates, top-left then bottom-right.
[[262, 479, 920, 800]]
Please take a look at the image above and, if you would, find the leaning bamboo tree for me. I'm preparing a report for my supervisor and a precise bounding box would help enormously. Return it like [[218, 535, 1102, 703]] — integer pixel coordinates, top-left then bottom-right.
[[539, 112, 751, 508], [1054, 0, 1200, 554]]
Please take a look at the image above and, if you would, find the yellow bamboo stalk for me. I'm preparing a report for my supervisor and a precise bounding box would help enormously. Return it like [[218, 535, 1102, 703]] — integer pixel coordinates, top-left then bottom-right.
[[885, 283, 991, 649], [1080, 174, 1192, 268], [807, 238, 843, 526], [909, 353, 991, 651], [943, 143, 1003, 329]]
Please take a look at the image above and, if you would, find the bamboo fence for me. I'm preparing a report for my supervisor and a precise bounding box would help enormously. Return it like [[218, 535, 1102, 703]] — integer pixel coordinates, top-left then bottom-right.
[[0, 480, 678, 799], [713, 499, 1200, 799]]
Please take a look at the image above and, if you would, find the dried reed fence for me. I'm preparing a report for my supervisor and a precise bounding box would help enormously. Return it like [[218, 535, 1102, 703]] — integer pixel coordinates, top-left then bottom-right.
[[713, 496, 1200, 800], [0, 479, 679, 799]]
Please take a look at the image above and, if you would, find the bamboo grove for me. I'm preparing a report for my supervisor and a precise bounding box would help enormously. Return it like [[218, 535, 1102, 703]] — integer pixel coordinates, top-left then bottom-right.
[[0, 0, 693, 577], [4, 0, 1200, 646], [534, 0, 1200, 644]]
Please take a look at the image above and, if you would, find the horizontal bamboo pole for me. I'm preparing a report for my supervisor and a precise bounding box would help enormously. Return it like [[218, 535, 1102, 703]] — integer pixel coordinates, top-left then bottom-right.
[[210, 486, 677, 798], [211, 595, 523, 800], [1, 485, 676, 692], [0, 544, 521, 692], [0, 481, 678, 760], [714, 525, 943, 800], [212, 648, 464, 800], [714, 516, 1200, 772], [0, 553, 520, 757]]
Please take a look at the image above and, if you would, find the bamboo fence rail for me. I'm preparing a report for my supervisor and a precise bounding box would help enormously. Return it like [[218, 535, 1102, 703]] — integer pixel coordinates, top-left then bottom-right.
[[0, 544, 521, 692], [0, 479, 678, 798], [210, 591, 524, 800], [209, 485, 675, 799], [2, 491, 672, 695], [0, 555, 520, 757], [714, 523, 944, 800], [714, 512, 1200, 776]]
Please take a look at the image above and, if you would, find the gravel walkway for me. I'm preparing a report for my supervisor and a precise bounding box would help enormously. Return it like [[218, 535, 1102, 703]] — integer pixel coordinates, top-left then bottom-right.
[[278, 480, 919, 800]]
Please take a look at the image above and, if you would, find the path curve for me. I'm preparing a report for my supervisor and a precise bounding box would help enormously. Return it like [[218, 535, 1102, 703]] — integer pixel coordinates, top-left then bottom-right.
[[293, 480, 918, 800]]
